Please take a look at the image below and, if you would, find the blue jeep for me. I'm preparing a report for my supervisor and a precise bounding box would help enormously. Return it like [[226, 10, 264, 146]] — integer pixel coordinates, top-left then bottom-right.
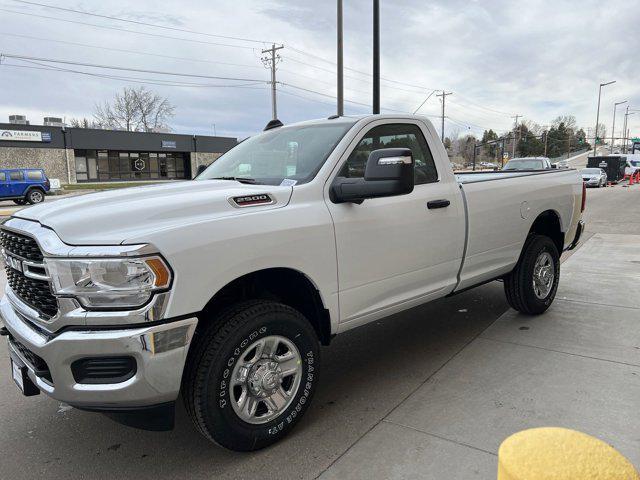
[[0, 169, 50, 205]]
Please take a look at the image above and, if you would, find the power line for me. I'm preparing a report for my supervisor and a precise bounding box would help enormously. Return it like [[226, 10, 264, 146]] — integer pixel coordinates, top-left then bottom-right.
[[280, 82, 410, 114], [0, 31, 265, 70], [0, 31, 379, 100], [9, 0, 275, 45], [453, 93, 515, 116], [0, 8, 259, 50], [1, 59, 268, 89], [413, 90, 437, 114], [3, 2, 519, 122], [0, 53, 268, 82], [9, 0, 437, 95]]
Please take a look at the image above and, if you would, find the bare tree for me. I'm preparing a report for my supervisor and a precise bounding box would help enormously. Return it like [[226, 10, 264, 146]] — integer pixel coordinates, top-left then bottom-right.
[[69, 117, 100, 129], [93, 87, 174, 132], [133, 87, 175, 132], [552, 115, 577, 130]]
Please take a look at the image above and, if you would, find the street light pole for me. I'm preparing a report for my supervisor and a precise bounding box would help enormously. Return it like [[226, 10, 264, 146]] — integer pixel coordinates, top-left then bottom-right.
[[372, 0, 380, 114], [594, 80, 615, 156], [624, 110, 636, 153], [337, 0, 344, 116], [611, 100, 627, 153]]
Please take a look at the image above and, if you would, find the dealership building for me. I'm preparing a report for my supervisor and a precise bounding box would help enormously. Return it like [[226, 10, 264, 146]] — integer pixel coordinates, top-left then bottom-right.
[[0, 120, 238, 184]]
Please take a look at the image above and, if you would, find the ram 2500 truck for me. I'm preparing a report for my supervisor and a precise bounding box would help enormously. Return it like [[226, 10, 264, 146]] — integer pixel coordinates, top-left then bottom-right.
[[0, 114, 585, 451]]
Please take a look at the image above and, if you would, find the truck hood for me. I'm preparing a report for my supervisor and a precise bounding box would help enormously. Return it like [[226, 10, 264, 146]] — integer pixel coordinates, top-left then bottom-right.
[[13, 180, 293, 245]]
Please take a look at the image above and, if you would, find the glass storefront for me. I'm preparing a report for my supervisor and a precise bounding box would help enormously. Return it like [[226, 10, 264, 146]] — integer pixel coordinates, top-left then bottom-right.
[[74, 150, 188, 182]]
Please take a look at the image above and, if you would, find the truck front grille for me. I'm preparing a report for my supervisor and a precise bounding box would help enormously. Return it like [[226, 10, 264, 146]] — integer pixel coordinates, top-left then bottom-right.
[[1, 228, 58, 319], [0, 229, 44, 262]]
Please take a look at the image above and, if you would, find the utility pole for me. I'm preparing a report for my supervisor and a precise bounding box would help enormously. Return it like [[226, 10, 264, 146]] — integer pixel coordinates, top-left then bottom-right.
[[337, 0, 344, 116], [372, 0, 380, 114], [622, 106, 629, 153], [511, 114, 521, 158], [611, 101, 627, 153], [261, 44, 284, 120], [543, 128, 549, 157], [436, 91, 452, 142], [594, 80, 616, 156]]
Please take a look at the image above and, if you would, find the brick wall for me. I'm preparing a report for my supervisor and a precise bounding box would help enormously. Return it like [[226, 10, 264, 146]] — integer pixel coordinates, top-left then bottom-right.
[[189, 152, 222, 178], [0, 147, 74, 183]]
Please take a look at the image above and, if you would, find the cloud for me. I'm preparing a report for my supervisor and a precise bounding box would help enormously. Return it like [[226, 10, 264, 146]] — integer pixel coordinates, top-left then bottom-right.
[[0, 0, 638, 140]]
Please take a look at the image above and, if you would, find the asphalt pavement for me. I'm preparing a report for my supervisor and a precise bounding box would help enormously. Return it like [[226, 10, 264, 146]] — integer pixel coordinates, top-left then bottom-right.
[[0, 183, 638, 479]]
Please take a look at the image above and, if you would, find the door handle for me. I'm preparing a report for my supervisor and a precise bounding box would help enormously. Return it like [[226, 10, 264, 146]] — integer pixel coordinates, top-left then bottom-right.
[[427, 199, 450, 209]]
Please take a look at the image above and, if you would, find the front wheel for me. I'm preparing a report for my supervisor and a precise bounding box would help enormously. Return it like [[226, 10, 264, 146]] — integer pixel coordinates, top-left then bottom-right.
[[182, 300, 320, 451], [504, 235, 560, 315], [26, 189, 44, 204]]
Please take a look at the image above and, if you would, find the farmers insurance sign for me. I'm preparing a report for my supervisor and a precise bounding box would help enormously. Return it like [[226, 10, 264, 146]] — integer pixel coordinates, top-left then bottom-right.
[[0, 129, 51, 142]]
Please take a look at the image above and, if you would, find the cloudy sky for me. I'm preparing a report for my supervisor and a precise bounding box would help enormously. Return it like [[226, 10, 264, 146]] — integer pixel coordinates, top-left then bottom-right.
[[1, 0, 639, 141]]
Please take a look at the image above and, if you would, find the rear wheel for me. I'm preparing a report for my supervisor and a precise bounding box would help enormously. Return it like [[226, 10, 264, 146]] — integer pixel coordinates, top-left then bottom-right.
[[26, 189, 44, 204], [504, 235, 560, 315], [182, 300, 320, 451]]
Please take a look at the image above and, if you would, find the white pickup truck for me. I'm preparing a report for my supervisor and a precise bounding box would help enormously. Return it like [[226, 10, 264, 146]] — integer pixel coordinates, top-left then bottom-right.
[[0, 114, 585, 451]]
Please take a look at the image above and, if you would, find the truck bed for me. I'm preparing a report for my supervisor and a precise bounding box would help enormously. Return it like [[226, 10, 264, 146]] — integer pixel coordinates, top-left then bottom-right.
[[452, 168, 582, 291]]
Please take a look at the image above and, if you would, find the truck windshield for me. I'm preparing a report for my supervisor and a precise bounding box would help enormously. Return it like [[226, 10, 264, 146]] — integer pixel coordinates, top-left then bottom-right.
[[197, 122, 354, 185]]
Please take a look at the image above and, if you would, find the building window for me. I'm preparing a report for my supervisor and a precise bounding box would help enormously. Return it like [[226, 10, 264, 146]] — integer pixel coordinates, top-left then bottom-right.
[[74, 150, 188, 182]]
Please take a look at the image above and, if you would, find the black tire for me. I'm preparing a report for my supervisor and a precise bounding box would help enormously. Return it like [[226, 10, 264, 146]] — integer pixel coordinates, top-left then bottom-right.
[[182, 300, 320, 451], [13, 199, 26, 205], [504, 235, 560, 315], [26, 189, 45, 204]]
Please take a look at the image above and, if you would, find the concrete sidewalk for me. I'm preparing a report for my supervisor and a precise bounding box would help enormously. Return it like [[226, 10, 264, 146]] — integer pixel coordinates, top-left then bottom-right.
[[319, 232, 640, 479]]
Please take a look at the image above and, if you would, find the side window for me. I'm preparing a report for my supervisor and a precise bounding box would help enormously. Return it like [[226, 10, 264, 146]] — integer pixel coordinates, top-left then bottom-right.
[[338, 123, 438, 185], [0, 172, 5, 181], [26, 170, 43, 181], [9, 171, 23, 181]]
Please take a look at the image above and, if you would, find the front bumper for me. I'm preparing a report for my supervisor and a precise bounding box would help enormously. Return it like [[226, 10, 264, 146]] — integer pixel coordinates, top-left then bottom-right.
[[0, 294, 197, 408]]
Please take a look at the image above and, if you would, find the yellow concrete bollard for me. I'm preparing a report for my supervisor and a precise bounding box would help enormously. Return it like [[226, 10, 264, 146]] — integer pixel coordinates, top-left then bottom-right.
[[498, 427, 639, 480]]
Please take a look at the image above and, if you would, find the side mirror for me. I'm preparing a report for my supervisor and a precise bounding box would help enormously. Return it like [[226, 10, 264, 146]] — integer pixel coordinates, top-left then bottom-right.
[[330, 148, 415, 204]]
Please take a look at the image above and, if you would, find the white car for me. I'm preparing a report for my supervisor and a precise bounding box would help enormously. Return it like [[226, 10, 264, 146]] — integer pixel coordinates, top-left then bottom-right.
[[479, 161, 498, 169], [624, 154, 640, 176], [504, 157, 553, 171], [581, 167, 607, 187], [0, 114, 585, 451]]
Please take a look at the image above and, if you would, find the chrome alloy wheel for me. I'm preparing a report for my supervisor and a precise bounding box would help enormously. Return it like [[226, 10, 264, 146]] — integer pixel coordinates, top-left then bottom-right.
[[29, 190, 44, 203], [532, 251, 554, 300], [230, 335, 302, 424]]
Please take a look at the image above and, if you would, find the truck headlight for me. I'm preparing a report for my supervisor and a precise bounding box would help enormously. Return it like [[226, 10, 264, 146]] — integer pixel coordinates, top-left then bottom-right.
[[45, 256, 171, 309]]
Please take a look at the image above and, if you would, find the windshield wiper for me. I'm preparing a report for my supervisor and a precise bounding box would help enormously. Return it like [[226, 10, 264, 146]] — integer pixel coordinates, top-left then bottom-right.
[[209, 176, 259, 184]]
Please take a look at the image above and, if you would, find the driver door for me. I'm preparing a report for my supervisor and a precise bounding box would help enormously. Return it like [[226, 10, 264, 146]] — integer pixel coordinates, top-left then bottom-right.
[[325, 120, 465, 328]]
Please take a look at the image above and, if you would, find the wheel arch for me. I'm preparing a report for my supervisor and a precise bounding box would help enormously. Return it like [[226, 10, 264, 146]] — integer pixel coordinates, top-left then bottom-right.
[[528, 209, 564, 253], [24, 185, 45, 196], [199, 267, 333, 345]]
